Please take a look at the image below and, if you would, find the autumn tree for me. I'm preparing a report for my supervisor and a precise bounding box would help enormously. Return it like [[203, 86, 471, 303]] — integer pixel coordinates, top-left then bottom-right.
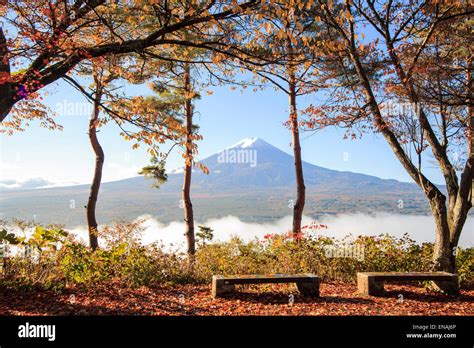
[[182, 63, 197, 256], [80, 59, 120, 250], [137, 61, 202, 257], [238, 3, 325, 236], [0, 0, 260, 126], [307, 0, 473, 282], [86, 66, 108, 250], [65, 52, 193, 249]]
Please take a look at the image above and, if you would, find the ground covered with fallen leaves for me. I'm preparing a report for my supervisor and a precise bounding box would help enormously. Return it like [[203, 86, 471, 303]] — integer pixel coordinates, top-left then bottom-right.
[[1, 282, 473, 316]]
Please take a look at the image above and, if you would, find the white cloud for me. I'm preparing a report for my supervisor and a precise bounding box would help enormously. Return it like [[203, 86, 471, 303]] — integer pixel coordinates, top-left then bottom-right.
[[0, 177, 80, 190], [66, 213, 473, 251], [0, 182, 21, 189], [318, 212, 473, 246], [103, 162, 141, 182], [0, 159, 142, 188]]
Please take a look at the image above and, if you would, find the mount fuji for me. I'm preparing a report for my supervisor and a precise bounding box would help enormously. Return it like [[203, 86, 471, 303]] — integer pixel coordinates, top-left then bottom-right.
[[157, 137, 419, 193], [0, 138, 428, 226]]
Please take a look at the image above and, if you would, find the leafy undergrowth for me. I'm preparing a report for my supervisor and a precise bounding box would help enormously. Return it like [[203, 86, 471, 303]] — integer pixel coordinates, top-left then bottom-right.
[[2, 221, 473, 291], [1, 282, 473, 316], [2, 220, 473, 316]]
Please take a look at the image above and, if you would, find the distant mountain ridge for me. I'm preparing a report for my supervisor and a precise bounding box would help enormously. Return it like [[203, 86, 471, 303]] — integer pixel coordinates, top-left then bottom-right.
[[145, 137, 418, 193], [1, 137, 416, 192], [0, 138, 430, 226]]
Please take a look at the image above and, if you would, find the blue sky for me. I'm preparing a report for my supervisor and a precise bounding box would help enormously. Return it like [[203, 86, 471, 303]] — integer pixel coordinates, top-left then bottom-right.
[[0, 4, 448, 188], [0, 76, 445, 186]]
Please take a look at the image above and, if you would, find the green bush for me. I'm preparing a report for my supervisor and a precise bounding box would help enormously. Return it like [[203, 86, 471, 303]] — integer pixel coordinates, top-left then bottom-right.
[[0, 221, 472, 291], [193, 233, 472, 285]]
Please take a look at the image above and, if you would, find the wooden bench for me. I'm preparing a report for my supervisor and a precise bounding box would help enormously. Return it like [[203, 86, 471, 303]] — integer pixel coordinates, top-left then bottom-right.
[[212, 273, 320, 298], [357, 272, 459, 296]]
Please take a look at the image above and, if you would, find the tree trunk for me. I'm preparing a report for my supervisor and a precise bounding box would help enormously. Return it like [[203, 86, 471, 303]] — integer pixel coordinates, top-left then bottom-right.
[[467, 56, 473, 208], [0, 101, 13, 123], [431, 56, 474, 273], [430, 197, 456, 273], [182, 64, 195, 257], [342, 35, 471, 279], [289, 76, 305, 236], [0, 28, 13, 123], [382, 40, 472, 275], [86, 88, 104, 251]]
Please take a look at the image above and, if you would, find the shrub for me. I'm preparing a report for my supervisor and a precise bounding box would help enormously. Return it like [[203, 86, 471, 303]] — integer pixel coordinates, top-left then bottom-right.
[[0, 220, 472, 291]]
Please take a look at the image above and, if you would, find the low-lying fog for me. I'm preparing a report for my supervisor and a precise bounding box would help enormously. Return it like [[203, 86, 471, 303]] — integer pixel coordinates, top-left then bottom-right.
[[64, 213, 473, 250]]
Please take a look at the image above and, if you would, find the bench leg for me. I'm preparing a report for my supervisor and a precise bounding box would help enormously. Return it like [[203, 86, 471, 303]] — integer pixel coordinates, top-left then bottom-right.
[[358, 273, 384, 296], [212, 278, 235, 298], [296, 279, 320, 297], [431, 278, 459, 296]]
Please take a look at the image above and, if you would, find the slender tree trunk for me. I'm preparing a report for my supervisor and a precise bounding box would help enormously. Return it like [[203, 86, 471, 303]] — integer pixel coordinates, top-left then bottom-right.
[[86, 87, 104, 251], [182, 64, 195, 257], [289, 75, 305, 236], [0, 101, 13, 122], [0, 28, 13, 123], [467, 56, 473, 211]]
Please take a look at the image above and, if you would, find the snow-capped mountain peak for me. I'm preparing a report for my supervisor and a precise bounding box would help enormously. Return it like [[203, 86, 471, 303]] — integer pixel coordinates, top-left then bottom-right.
[[227, 137, 260, 149]]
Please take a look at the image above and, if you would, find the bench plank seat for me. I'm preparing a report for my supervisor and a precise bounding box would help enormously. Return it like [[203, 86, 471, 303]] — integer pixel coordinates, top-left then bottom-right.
[[357, 272, 459, 296], [212, 273, 319, 298]]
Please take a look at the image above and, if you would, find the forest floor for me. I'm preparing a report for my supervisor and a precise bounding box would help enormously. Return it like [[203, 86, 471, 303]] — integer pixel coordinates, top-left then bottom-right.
[[1, 281, 473, 316]]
